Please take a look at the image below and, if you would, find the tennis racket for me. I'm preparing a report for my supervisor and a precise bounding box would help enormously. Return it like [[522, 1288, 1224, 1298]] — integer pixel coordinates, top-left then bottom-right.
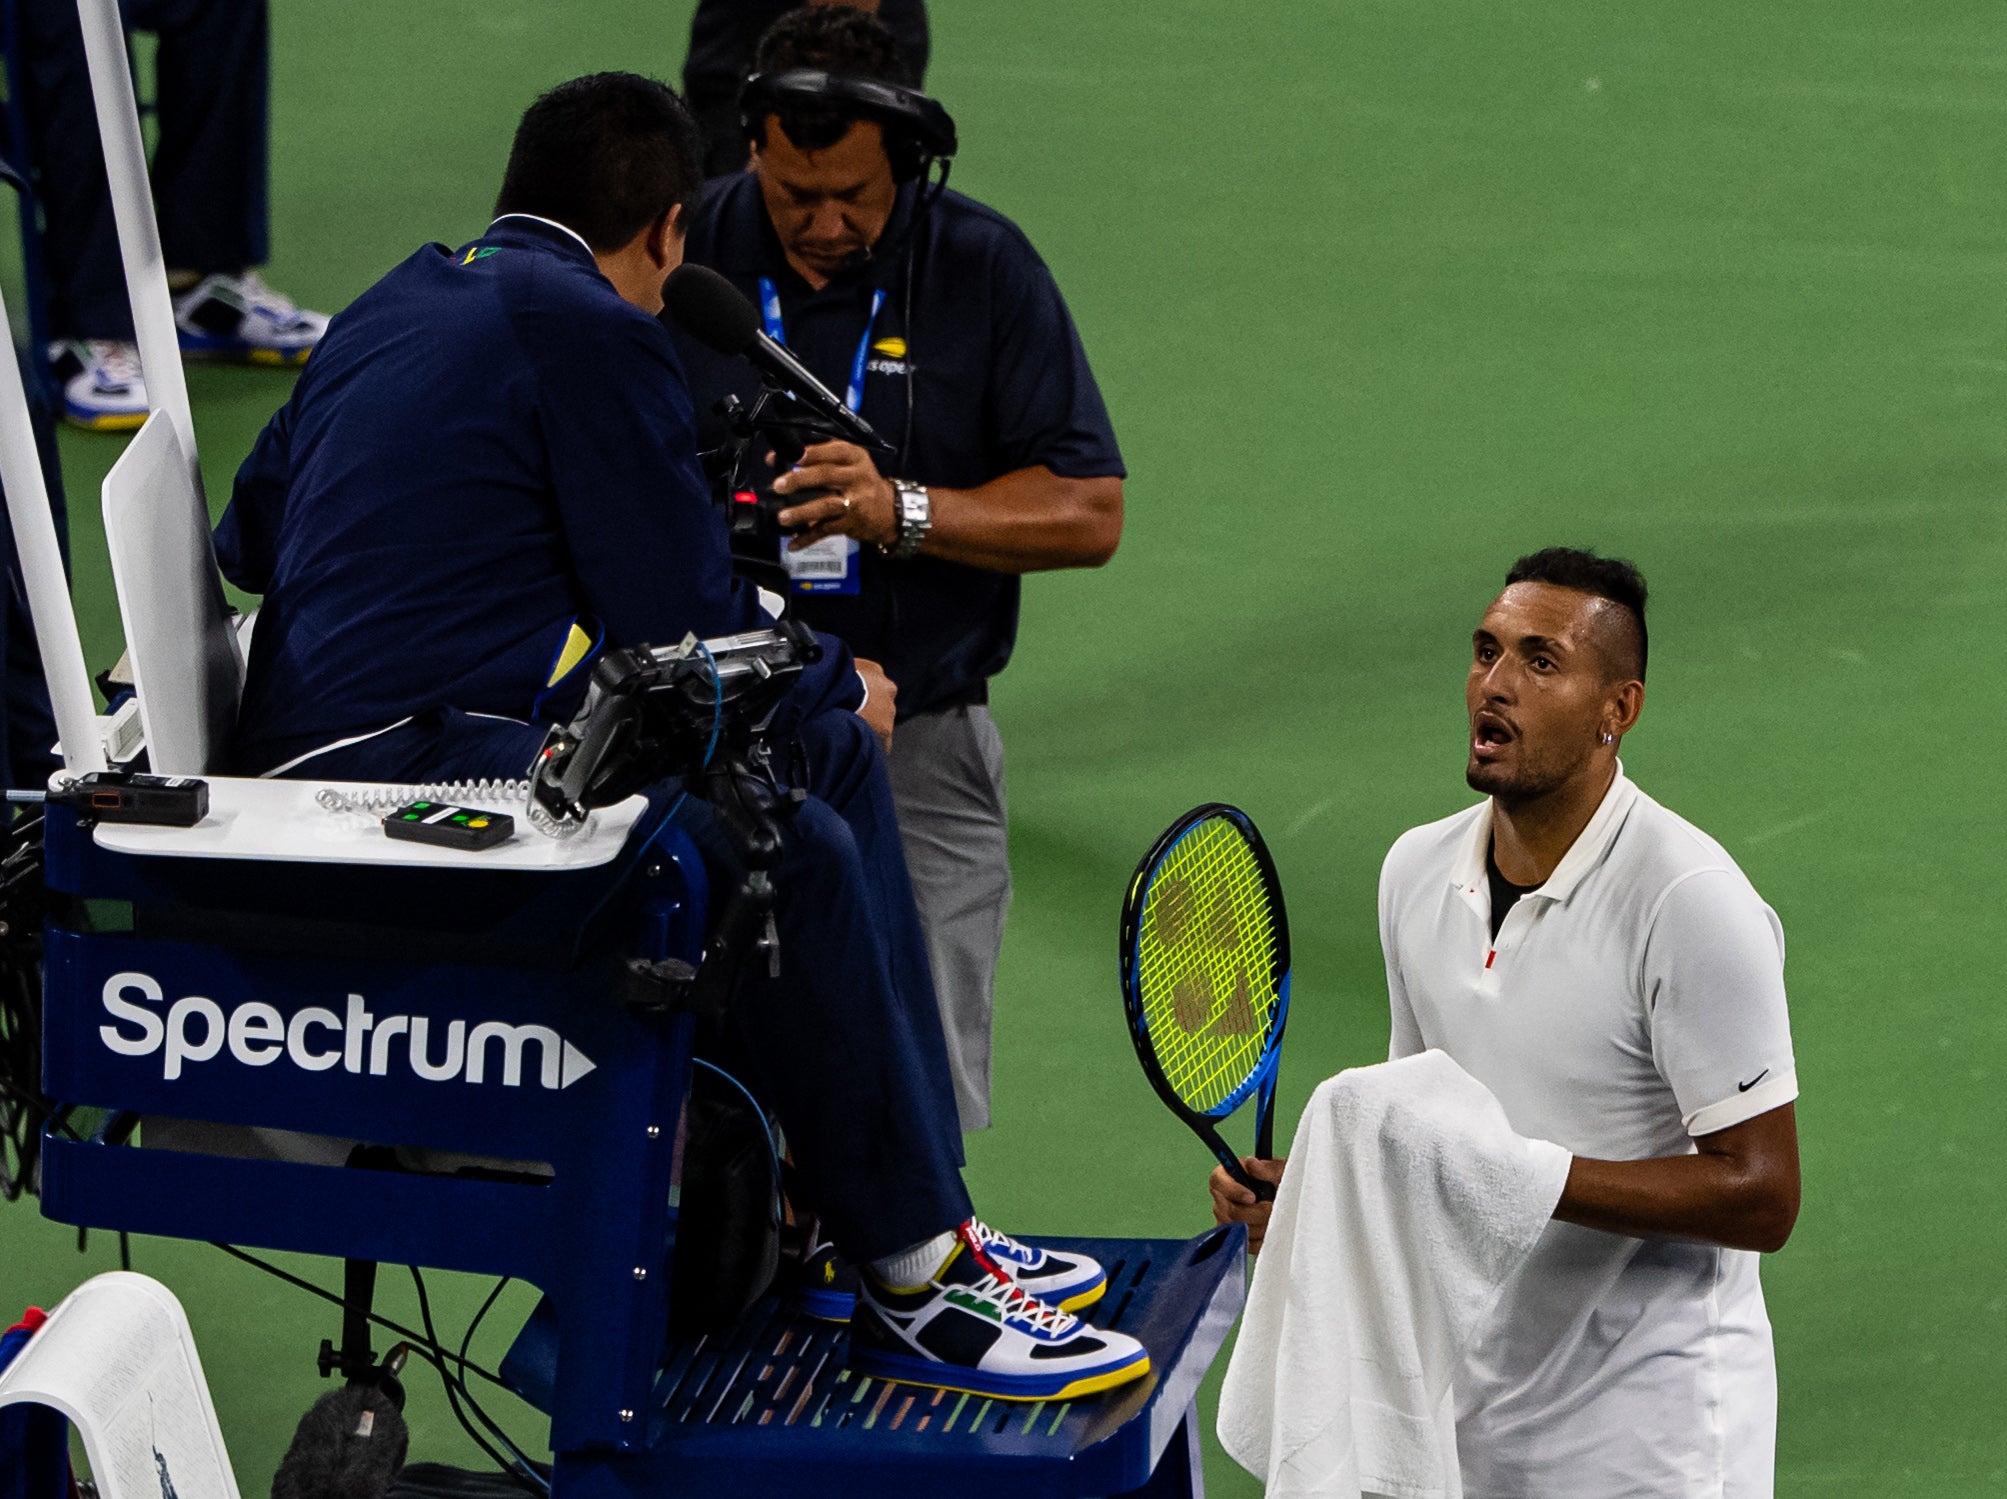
[[1119, 803, 1291, 1201]]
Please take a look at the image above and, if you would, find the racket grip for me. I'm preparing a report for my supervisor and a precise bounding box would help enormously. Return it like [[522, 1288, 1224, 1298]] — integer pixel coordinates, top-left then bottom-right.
[[1227, 1156, 1279, 1203]]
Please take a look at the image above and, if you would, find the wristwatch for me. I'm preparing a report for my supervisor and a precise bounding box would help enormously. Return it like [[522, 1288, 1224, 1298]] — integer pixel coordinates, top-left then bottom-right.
[[886, 479, 931, 559]]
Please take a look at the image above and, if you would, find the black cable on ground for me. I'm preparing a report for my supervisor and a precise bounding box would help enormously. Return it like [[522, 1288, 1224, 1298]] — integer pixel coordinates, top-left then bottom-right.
[[458, 1277, 510, 1384], [406, 1266, 523, 1480], [211, 1244, 549, 1491], [0, 812, 55, 1203], [409, 1267, 548, 1493], [452, 1281, 549, 1493], [210, 1244, 513, 1392]]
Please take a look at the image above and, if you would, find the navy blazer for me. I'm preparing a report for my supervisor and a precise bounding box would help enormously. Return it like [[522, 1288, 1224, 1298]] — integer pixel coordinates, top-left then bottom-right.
[[217, 216, 856, 775]]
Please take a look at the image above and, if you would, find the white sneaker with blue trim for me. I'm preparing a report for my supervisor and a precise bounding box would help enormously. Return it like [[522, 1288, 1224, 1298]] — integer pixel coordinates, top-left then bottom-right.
[[849, 1223, 1148, 1402], [54, 339, 148, 432], [968, 1218, 1108, 1313], [174, 272, 328, 364]]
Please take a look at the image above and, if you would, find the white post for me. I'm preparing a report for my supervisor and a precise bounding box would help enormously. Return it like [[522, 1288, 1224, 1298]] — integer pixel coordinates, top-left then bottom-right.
[[0, 287, 105, 775], [75, 0, 201, 495]]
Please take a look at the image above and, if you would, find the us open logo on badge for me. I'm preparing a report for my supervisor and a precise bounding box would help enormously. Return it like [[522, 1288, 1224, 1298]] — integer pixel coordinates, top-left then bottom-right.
[[867, 335, 913, 377]]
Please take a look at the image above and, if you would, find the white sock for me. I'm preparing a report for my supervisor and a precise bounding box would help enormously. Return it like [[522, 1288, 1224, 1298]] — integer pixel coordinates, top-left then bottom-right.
[[870, 1230, 957, 1290]]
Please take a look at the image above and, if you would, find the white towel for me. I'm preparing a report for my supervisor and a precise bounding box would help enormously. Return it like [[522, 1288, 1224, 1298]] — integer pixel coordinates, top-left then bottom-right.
[[0, 1272, 241, 1499], [1217, 1049, 1572, 1499]]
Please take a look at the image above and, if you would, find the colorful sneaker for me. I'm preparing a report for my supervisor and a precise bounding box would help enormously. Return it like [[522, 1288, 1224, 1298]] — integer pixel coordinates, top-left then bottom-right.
[[53, 339, 149, 431], [848, 1224, 1149, 1402], [795, 1237, 859, 1324], [970, 1219, 1108, 1313], [796, 1225, 1105, 1322], [173, 272, 327, 365]]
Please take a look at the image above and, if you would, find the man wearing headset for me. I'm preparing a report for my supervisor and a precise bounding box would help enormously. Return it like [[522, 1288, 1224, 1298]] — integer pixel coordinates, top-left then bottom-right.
[[673, 7, 1126, 1135], [682, 0, 930, 177]]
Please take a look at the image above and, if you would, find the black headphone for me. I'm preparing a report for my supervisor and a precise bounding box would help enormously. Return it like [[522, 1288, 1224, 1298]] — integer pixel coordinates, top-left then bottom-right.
[[739, 69, 958, 191]]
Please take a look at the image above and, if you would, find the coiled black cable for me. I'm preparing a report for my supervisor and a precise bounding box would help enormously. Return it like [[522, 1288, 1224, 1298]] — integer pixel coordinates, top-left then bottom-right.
[[0, 811, 60, 1202]]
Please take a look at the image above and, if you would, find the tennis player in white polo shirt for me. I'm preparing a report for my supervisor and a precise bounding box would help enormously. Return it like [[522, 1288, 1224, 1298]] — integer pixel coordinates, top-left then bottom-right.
[[1212, 547, 1801, 1497]]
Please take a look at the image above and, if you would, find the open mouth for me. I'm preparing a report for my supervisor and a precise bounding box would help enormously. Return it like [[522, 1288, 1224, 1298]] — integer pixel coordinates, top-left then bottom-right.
[[1471, 712, 1515, 759]]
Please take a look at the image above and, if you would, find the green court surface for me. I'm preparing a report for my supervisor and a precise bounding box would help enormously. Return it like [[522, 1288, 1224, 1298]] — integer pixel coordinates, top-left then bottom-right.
[[4, 2, 2004, 1493]]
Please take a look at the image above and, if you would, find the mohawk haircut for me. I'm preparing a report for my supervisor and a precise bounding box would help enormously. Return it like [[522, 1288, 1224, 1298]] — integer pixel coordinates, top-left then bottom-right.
[[1504, 546, 1649, 681]]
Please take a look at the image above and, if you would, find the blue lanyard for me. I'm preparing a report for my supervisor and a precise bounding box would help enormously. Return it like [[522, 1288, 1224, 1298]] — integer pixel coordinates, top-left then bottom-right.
[[758, 276, 885, 414]]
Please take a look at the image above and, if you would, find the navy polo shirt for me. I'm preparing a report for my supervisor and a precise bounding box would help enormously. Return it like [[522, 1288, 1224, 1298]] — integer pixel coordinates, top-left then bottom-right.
[[673, 175, 1124, 719], [215, 216, 847, 776]]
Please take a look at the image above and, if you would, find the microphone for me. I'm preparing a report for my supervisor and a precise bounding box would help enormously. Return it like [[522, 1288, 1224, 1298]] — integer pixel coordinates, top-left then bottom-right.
[[663, 264, 885, 449], [271, 1387, 408, 1499]]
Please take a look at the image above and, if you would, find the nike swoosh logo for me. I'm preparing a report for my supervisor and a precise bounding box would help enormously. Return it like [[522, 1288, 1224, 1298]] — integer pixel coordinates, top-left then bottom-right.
[[1737, 1069, 1769, 1093]]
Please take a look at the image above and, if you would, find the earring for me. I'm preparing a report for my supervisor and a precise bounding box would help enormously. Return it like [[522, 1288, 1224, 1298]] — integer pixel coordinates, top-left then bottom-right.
[[1600, 731, 1614, 745]]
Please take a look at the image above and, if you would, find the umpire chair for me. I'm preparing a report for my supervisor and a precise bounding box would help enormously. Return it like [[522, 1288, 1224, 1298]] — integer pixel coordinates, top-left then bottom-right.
[[4, 3, 1248, 1495]]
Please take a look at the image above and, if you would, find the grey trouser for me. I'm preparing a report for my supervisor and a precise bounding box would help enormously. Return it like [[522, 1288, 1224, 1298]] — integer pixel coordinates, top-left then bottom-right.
[[886, 702, 1010, 1132]]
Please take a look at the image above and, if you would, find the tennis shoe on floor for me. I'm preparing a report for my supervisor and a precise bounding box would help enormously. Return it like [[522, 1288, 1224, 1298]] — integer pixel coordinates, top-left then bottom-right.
[[848, 1223, 1148, 1401], [53, 340, 148, 431], [969, 1219, 1108, 1312], [174, 272, 327, 364]]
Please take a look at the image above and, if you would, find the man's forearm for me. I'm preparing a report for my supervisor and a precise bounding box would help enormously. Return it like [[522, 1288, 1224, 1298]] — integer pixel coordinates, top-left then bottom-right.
[[919, 467, 1122, 573], [1554, 1104, 1800, 1252]]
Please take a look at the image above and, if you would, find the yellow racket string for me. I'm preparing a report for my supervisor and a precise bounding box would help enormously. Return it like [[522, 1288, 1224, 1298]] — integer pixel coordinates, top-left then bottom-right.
[[1133, 817, 1280, 1113]]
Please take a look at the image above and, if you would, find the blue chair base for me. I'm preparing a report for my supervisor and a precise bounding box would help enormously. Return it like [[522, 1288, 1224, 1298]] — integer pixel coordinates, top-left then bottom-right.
[[33, 797, 1247, 1495], [526, 1229, 1244, 1499]]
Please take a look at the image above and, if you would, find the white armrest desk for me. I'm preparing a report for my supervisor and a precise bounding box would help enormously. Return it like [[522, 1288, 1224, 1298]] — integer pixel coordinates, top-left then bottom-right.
[[86, 777, 650, 871]]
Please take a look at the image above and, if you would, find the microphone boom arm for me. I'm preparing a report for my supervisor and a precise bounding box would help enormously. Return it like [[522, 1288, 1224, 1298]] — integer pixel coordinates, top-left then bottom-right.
[[747, 336, 890, 452]]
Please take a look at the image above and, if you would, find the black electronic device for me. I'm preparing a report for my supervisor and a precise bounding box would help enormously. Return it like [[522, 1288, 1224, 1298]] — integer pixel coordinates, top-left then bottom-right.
[[52, 771, 208, 827], [664, 265, 895, 586], [739, 68, 958, 188], [533, 622, 822, 1007], [382, 801, 515, 851], [665, 264, 884, 450], [531, 622, 820, 830]]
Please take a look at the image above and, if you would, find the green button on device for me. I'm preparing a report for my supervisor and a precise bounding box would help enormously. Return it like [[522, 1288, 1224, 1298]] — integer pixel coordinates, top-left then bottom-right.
[[382, 801, 515, 851]]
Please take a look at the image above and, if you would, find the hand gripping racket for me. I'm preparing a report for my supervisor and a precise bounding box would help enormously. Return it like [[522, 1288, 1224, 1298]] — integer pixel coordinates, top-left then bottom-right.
[[1120, 804, 1291, 1201]]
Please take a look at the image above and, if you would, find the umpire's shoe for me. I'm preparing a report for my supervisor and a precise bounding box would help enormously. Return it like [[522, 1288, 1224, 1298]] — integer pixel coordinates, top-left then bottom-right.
[[849, 1223, 1149, 1402], [798, 1222, 1106, 1323], [969, 1219, 1108, 1312]]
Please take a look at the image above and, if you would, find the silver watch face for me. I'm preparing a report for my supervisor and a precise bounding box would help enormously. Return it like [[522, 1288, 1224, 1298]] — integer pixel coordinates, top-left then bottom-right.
[[891, 482, 929, 555]]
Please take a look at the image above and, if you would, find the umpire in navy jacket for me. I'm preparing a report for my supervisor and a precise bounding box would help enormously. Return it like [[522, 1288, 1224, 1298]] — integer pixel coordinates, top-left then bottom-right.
[[673, 9, 1125, 1132], [211, 73, 978, 1297]]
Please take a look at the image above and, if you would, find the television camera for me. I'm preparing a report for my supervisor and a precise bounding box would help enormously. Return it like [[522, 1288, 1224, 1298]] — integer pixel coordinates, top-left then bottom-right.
[[533, 620, 823, 1010], [661, 264, 895, 583]]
